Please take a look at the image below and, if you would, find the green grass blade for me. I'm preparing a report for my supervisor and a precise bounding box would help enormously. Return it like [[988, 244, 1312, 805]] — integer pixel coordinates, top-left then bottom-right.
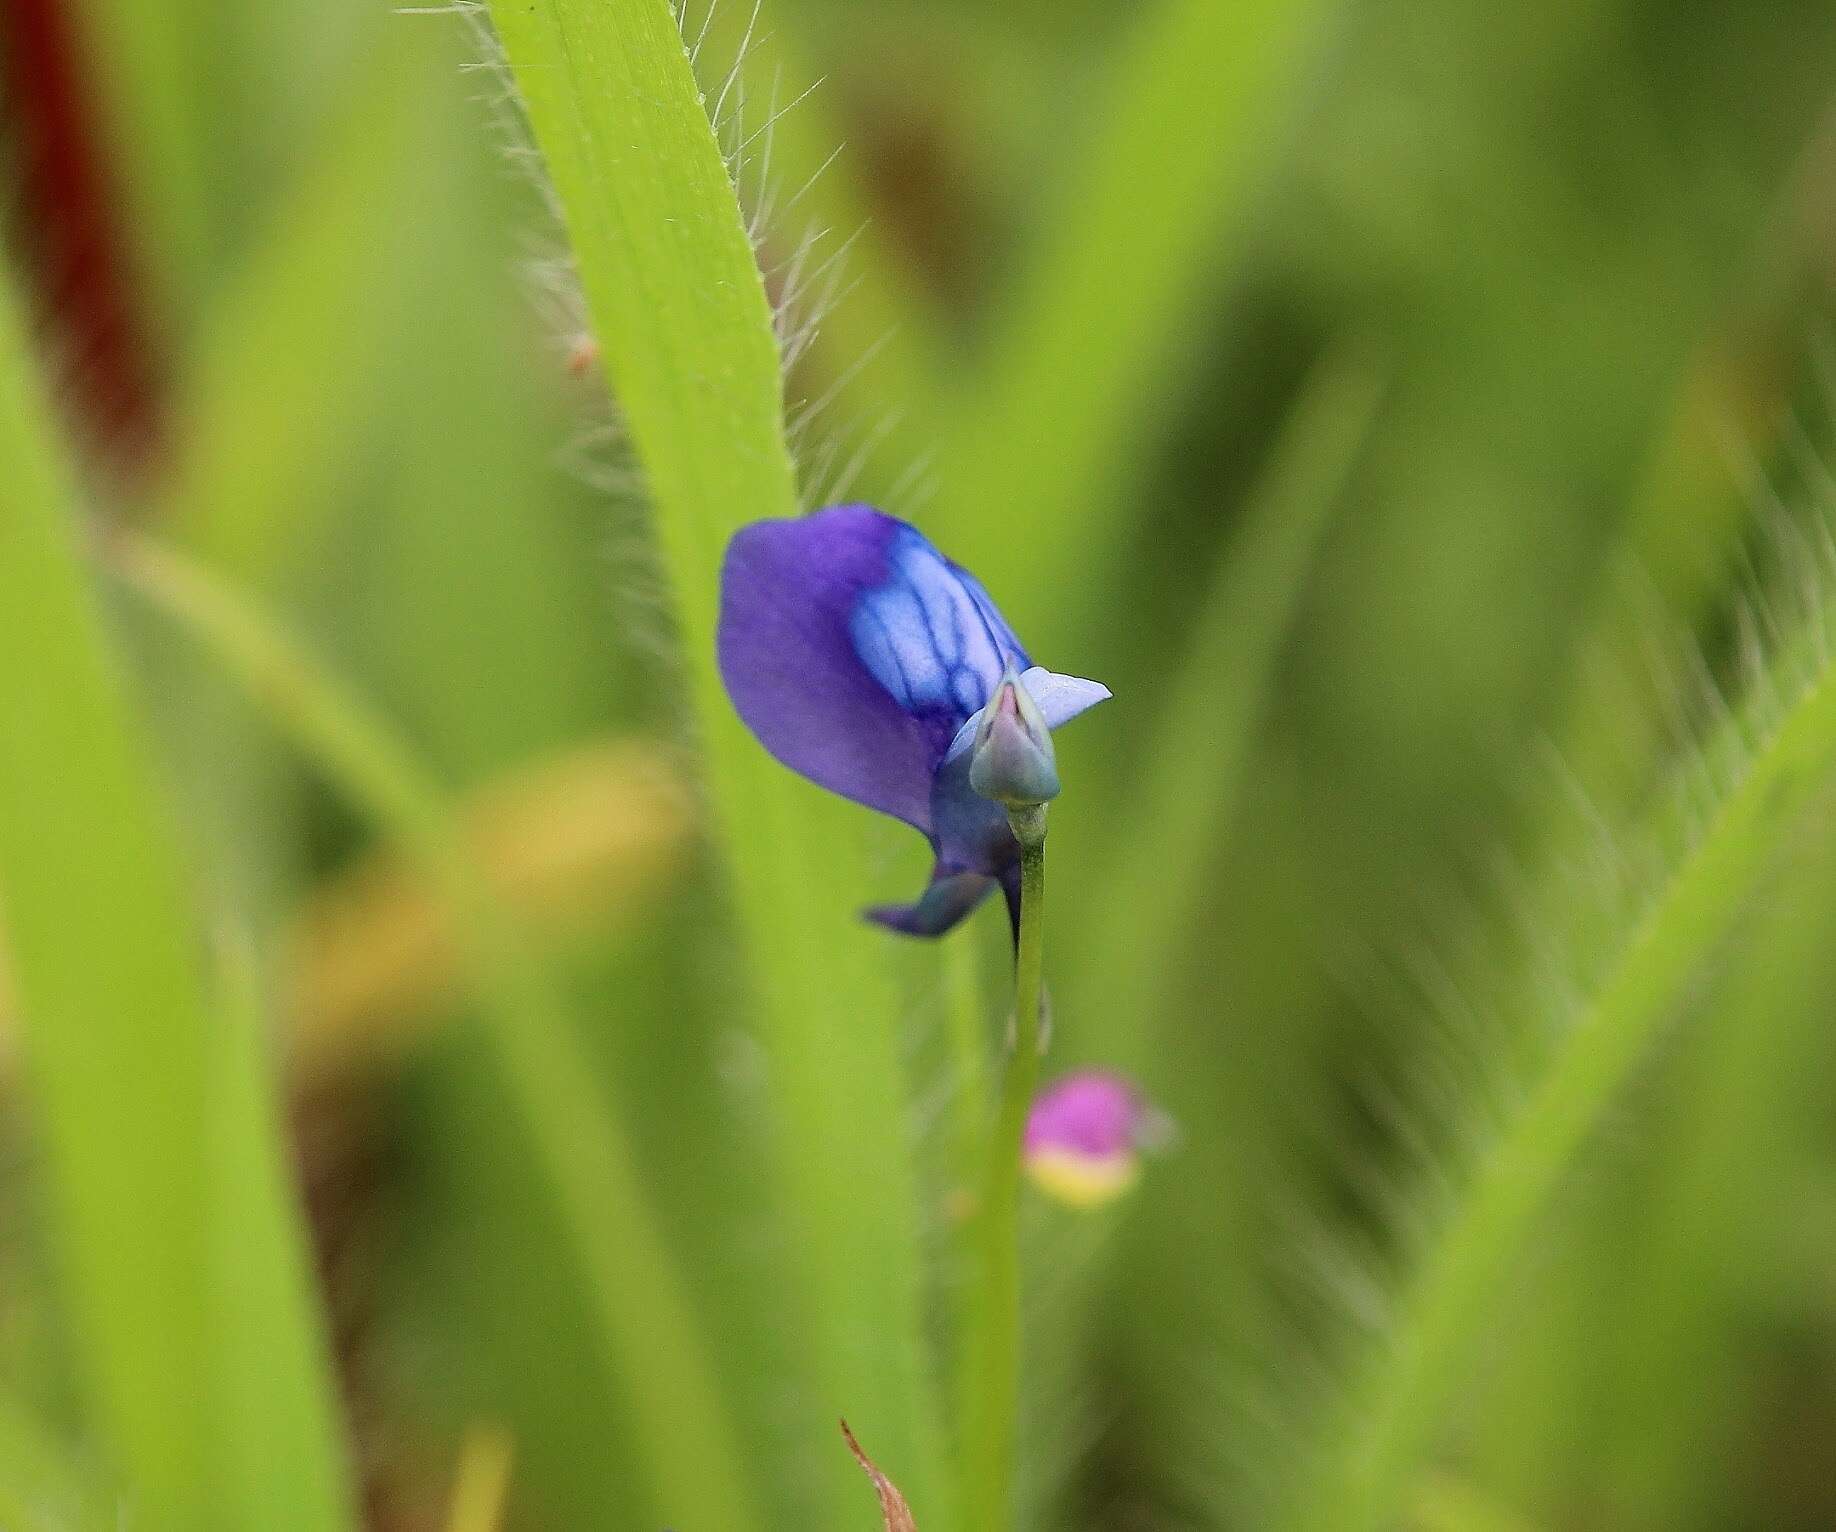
[[1067, 353, 1382, 1048], [165, 33, 448, 580], [0, 276, 209, 1529], [203, 935, 357, 1531], [1280, 608, 1836, 1532], [484, 0, 798, 530], [934, 0, 1336, 646], [0, 276, 353, 1531], [1586, 850, 1836, 1526], [108, 533, 756, 1532], [1024, 355, 1377, 1532], [479, 1, 946, 1520]]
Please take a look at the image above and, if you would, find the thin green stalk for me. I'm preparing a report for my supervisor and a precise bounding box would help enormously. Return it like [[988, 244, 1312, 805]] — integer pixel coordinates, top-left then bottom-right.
[[960, 825, 1047, 1532], [1282, 613, 1836, 1532], [107, 532, 756, 1532], [945, 929, 990, 1193]]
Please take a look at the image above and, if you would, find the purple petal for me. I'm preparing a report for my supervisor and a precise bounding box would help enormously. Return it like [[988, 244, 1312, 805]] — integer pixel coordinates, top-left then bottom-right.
[[718, 508, 935, 828], [1024, 1072, 1147, 1158], [1024, 1072, 1159, 1207], [865, 867, 999, 936], [718, 506, 1030, 831]]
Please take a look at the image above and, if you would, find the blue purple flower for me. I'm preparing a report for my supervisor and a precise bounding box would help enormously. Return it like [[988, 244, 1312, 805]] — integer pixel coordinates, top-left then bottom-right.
[[717, 505, 1109, 936]]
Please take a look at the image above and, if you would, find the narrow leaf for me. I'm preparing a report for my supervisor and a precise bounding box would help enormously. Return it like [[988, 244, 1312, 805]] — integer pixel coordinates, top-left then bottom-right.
[[935, 0, 1337, 649], [1069, 352, 1383, 1045], [109, 531, 753, 1532], [1282, 591, 1836, 1532], [479, 0, 946, 1520], [0, 271, 355, 1531]]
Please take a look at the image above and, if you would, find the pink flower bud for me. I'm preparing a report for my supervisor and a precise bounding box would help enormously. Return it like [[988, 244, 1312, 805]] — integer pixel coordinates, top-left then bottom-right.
[[1023, 1071, 1164, 1208]]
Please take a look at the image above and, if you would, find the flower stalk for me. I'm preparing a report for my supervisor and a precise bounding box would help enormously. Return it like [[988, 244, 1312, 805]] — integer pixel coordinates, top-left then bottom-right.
[[960, 810, 1048, 1532]]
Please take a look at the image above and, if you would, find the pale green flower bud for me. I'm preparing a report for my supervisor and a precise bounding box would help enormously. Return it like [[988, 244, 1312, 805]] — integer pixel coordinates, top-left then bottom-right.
[[969, 660, 1060, 810]]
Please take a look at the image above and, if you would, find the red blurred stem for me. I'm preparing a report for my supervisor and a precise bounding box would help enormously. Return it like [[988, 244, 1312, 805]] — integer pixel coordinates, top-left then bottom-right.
[[2, 0, 165, 481]]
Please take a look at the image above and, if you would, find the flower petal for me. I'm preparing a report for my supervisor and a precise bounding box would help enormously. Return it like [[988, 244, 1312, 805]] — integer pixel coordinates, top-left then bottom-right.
[[1024, 1072, 1157, 1209], [718, 506, 1029, 831], [1023, 668, 1112, 729], [1026, 1148, 1141, 1208], [864, 866, 998, 937], [929, 741, 1023, 877], [716, 509, 930, 828], [846, 515, 1029, 726], [1025, 1072, 1146, 1158]]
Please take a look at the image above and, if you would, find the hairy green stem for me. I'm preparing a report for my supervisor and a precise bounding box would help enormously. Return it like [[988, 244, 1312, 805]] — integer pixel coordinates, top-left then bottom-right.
[[1283, 619, 1836, 1532], [961, 821, 1048, 1532], [483, 1, 945, 1512]]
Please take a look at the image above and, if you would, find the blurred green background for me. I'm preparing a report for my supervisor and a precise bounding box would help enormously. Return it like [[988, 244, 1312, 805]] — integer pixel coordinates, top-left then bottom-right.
[[4, 0, 1836, 1528]]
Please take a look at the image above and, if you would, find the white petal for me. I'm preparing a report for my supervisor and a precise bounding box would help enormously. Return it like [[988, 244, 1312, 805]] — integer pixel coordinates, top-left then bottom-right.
[[1022, 666, 1112, 729], [941, 667, 1111, 766]]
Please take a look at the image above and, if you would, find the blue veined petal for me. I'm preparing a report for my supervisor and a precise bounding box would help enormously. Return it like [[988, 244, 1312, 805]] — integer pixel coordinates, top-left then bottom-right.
[[719, 506, 1042, 831], [848, 524, 1030, 727]]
